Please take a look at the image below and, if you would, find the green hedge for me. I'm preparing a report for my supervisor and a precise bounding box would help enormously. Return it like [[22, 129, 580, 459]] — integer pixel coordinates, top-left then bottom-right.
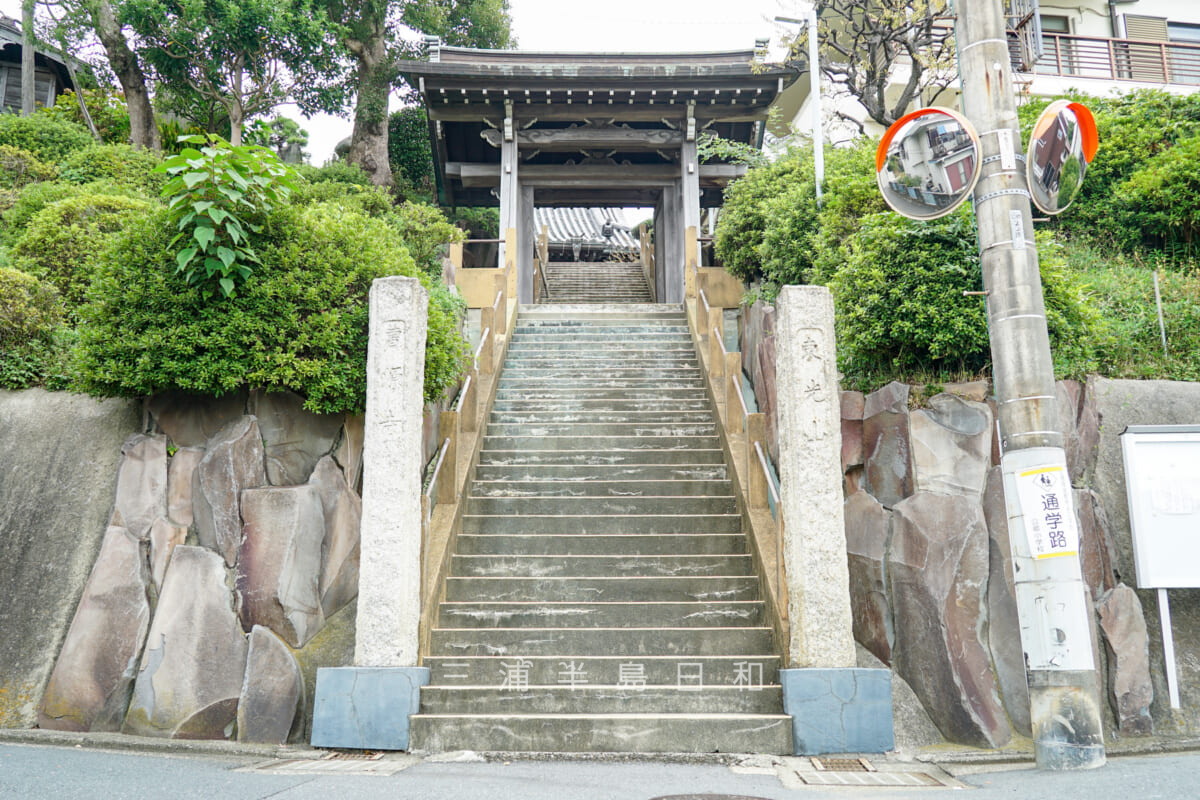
[[0, 115, 93, 162], [0, 267, 68, 390], [72, 203, 466, 413], [58, 144, 164, 193], [11, 192, 153, 308]]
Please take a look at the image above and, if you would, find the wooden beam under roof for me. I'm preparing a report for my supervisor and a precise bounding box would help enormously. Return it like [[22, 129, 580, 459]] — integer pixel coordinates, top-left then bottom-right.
[[479, 126, 684, 151], [446, 162, 747, 188]]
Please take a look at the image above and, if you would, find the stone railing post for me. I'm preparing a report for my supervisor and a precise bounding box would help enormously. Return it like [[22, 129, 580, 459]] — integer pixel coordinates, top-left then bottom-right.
[[774, 285, 893, 755], [311, 276, 430, 750]]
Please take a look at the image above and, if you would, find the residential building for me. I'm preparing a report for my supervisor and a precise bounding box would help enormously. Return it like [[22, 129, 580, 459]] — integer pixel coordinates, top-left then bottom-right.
[[775, 0, 1200, 141], [0, 15, 77, 114]]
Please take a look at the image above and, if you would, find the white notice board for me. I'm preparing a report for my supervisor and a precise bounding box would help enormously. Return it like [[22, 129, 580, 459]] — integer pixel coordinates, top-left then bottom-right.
[[1121, 425, 1200, 588]]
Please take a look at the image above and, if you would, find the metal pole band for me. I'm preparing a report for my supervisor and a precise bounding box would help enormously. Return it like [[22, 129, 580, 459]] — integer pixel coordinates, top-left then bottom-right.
[[959, 37, 1009, 53], [975, 188, 1031, 203]]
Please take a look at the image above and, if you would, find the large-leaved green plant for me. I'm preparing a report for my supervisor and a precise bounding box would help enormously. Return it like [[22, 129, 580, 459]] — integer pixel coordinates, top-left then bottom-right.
[[158, 134, 296, 298]]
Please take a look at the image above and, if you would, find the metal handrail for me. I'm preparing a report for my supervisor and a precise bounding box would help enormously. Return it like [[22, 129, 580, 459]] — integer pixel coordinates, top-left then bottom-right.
[[734, 373, 749, 420], [474, 327, 491, 366], [465, 238, 504, 244], [492, 291, 503, 313], [698, 288, 710, 316], [712, 326, 726, 354], [754, 441, 780, 509], [424, 437, 451, 513], [454, 374, 471, 414]]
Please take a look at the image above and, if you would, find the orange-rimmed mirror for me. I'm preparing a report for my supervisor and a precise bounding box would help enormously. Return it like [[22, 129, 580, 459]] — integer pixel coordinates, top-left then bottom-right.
[[876, 107, 982, 220], [1027, 100, 1099, 215]]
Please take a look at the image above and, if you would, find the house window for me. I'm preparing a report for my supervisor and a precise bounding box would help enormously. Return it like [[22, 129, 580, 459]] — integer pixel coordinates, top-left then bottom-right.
[[1168, 21, 1200, 84]]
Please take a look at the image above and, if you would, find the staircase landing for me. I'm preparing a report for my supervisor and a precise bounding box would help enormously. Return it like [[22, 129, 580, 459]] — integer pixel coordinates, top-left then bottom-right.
[[541, 261, 653, 303]]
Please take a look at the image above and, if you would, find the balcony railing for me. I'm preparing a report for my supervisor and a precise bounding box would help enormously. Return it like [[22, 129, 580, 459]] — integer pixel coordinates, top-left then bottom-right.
[[1028, 32, 1200, 86]]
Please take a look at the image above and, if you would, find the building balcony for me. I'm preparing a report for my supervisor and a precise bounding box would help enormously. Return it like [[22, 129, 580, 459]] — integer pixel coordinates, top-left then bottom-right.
[[1024, 32, 1200, 88]]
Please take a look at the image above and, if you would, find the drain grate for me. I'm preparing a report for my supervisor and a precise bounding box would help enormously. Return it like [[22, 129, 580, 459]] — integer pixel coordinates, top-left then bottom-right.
[[242, 751, 412, 776], [797, 771, 946, 788], [811, 757, 872, 772]]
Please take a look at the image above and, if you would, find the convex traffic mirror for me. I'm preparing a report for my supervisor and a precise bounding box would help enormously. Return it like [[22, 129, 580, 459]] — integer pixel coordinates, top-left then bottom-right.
[[1027, 100, 1099, 215], [876, 107, 982, 220]]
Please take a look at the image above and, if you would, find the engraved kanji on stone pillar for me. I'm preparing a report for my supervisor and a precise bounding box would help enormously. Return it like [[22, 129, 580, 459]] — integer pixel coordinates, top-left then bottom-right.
[[775, 286, 856, 668], [355, 277, 429, 668]]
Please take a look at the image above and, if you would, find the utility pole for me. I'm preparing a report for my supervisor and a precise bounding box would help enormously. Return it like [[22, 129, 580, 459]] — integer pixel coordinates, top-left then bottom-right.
[[21, 0, 36, 116], [956, 1, 1106, 770]]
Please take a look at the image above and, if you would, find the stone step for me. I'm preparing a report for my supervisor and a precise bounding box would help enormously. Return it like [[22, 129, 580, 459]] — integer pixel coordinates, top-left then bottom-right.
[[407, 713, 793, 754], [477, 450, 726, 467], [503, 356, 698, 367], [454, 534, 746, 556], [506, 346, 691, 354], [437, 601, 764, 629], [498, 370, 702, 382], [470, 480, 732, 498], [489, 410, 715, 424], [424, 655, 781, 685], [444, 576, 760, 602], [464, 496, 737, 517], [473, 464, 728, 482], [460, 513, 743, 535], [419, 686, 783, 715], [493, 391, 709, 403], [509, 332, 691, 342], [513, 326, 689, 335], [480, 436, 721, 452], [482, 423, 717, 438], [490, 399, 714, 413], [496, 381, 708, 392], [427, 626, 775, 657], [451, 553, 754, 577]]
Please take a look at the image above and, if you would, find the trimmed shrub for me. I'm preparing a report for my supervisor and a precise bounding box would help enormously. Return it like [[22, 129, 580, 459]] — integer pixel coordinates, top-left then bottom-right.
[[830, 209, 990, 379], [37, 89, 132, 145], [294, 161, 372, 186], [0, 145, 57, 189], [714, 147, 813, 282], [0, 180, 149, 246], [830, 209, 1099, 383], [11, 193, 153, 307], [0, 115, 93, 162], [389, 201, 465, 277], [0, 267, 67, 389], [291, 177, 393, 218], [73, 203, 467, 413], [58, 144, 165, 193]]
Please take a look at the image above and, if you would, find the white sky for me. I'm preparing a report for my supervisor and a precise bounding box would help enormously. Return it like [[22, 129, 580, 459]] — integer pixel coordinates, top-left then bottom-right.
[[1, 0, 793, 164]]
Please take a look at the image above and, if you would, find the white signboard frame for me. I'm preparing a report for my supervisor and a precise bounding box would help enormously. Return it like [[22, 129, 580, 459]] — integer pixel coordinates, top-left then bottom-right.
[[1120, 424, 1200, 710]]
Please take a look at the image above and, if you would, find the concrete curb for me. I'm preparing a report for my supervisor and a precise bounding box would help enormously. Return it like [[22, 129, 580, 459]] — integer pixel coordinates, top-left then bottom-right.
[[0, 728, 321, 761]]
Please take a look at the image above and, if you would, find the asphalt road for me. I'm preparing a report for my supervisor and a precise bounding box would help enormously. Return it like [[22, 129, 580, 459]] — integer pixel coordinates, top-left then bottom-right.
[[2, 743, 1199, 799]]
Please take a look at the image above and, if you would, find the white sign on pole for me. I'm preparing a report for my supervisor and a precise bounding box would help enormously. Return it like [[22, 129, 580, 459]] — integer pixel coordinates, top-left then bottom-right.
[[1014, 463, 1079, 560]]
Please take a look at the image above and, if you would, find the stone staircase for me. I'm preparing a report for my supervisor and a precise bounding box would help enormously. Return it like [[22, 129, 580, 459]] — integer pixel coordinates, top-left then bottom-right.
[[409, 305, 792, 754], [541, 261, 653, 303]]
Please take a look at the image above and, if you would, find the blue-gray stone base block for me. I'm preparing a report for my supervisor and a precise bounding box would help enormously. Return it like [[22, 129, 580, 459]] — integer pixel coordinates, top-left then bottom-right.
[[781, 667, 894, 754], [310, 666, 429, 750]]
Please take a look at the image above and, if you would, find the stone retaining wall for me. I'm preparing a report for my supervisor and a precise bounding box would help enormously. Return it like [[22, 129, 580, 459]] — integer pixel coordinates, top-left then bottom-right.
[[739, 299, 1175, 746], [0, 388, 369, 744]]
